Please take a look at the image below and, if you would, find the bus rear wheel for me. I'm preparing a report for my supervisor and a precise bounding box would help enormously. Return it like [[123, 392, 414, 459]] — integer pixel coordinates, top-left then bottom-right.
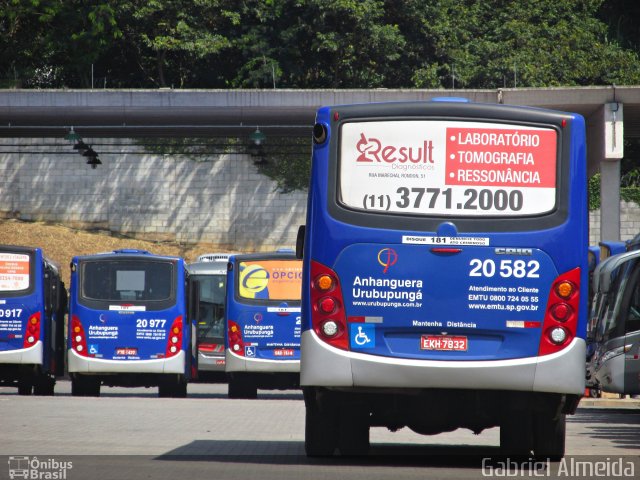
[[71, 376, 100, 397], [337, 401, 370, 456], [17, 380, 33, 396], [228, 375, 257, 399], [533, 412, 566, 460], [33, 375, 55, 396], [304, 388, 338, 457], [500, 411, 534, 457], [158, 377, 187, 398]]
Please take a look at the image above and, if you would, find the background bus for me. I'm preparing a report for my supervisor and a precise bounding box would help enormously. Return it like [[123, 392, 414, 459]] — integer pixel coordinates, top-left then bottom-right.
[[67, 249, 195, 397], [587, 249, 640, 396], [187, 253, 230, 381], [225, 251, 302, 398], [299, 99, 588, 457], [0, 245, 66, 395]]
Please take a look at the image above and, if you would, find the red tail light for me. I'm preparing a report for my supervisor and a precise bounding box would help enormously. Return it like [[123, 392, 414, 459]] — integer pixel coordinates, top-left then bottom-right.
[[23, 311, 41, 348], [227, 320, 245, 356], [538, 268, 580, 356], [310, 260, 348, 350], [71, 315, 89, 357], [165, 316, 183, 358]]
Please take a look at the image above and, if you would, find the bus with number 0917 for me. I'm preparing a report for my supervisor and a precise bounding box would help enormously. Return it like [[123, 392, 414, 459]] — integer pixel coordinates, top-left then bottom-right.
[[225, 251, 302, 398], [67, 249, 197, 397], [298, 99, 588, 458], [0, 245, 66, 395]]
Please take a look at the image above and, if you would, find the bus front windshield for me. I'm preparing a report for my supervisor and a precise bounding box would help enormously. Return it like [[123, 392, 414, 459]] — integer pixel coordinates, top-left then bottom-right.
[[193, 274, 226, 342]]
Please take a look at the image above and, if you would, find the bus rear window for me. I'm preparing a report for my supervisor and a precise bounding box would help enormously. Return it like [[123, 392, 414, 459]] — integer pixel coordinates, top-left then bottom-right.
[[237, 260, 302, 302], [81, 260, 174, 302], [339, 120, 558, 217], [0, 253, 31, 292]]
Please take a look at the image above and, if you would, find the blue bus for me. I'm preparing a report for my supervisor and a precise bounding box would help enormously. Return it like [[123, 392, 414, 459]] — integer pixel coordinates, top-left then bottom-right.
[[299, 99, 588, 457], [225, 252, 302, 398], [67, 249, 196, 397], [0, 245, 66, 395], [187, 253, 231, 380]]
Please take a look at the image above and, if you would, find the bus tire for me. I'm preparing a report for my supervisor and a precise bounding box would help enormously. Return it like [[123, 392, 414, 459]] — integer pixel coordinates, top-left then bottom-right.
[[305, 401, 338, 457], [159, 378, 187, 398], [500, 412, 533, 457], [533, 412, 566, 460], [228, 377, 257, 399], [17, 380, 33, 396], [338, 402, 370, 456], [72, 376, 100, 397], [33, 376, 55, 396]]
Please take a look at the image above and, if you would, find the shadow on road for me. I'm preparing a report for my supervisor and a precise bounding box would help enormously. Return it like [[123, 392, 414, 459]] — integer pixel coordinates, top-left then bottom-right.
[[156, 439, 502, 467], [570, 408, 640, 450]]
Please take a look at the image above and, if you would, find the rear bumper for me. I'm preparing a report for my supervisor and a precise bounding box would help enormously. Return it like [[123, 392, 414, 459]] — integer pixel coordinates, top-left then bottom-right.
[[301, 330, 585, 395], [68, 349, 185, 374], [0, 342, 43, 365], [198, 351, 225, 372], [226, 350, 300, 373]]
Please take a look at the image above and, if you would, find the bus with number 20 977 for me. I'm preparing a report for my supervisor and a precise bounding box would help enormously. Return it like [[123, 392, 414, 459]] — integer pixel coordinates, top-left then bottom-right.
[[67, 249, 197, 397]]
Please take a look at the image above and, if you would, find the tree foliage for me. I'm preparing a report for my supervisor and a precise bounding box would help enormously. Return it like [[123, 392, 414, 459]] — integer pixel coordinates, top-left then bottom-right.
[[3, 0, 640, 89]]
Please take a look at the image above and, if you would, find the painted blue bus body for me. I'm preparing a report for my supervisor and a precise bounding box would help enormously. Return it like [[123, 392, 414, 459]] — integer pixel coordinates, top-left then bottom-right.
[[225, 252, 302, 398], [0, 245, 66, 395], [67, 249, 194, 397], [300, 100, 588, 457]]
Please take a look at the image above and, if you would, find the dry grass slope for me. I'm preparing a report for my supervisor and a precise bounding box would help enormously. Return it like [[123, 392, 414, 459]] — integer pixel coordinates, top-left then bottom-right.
[[0, 219, 235, 286]]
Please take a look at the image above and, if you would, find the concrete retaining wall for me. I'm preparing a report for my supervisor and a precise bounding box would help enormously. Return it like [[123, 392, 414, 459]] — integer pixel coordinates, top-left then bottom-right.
[[0, 139, 307, 251], [1, 139, 637, 250]]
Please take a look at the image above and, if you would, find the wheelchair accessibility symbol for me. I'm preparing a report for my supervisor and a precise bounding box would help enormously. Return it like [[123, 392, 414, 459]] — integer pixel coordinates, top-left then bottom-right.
[[245, 346, 257, 357], [350, 324, 375, 349]]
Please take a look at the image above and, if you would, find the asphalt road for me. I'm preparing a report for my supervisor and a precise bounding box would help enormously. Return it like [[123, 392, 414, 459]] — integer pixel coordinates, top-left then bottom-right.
[[0, 381, 638, 480]]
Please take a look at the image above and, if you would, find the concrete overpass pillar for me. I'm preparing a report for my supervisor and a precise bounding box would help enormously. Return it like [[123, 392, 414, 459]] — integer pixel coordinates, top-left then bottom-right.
[[598, 103, 624, 242]]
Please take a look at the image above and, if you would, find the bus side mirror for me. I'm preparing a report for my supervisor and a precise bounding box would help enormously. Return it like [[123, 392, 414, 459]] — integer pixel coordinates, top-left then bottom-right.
[[296, 225, 305, 259]]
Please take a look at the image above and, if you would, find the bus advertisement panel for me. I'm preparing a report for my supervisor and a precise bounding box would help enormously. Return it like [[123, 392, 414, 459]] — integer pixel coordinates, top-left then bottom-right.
[[299, 100, 588, 457], [67, 249, 194, 397], [0, 245, 66, 395], [225, 252, 302, 398]]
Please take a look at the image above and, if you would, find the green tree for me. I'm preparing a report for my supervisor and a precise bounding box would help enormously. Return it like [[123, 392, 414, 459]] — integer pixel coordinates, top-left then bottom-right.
[[117, 0, 239, 87], [399, 0, 640, 89], [230, 0, 406, 88]]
